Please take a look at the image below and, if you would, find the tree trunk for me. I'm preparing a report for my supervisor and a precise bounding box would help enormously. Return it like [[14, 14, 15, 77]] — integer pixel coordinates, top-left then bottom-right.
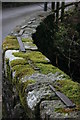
[[51, 2, 55, 22], [44, 2, 47, 11], [61, 2, 65, 22], [56, 2, 60, 23], [51, 2, 55, 11]]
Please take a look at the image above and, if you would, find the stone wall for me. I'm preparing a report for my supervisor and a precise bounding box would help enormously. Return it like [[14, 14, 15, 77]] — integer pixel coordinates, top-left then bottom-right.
[[2, 11, 80, 119]]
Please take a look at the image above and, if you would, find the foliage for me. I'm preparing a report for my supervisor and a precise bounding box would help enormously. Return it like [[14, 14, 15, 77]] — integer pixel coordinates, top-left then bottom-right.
[[32, 11, 80, 81]]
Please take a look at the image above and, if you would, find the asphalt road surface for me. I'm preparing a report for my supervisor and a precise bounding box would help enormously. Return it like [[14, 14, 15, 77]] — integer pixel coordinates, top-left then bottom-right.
[[2, 3, 50, 40]]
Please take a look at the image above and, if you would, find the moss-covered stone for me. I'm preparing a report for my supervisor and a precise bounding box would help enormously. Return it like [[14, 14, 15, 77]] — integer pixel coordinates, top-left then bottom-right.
[[23, 42, 38, 50], [12, 51, 48, 63], [10, 59, 28, 67], [5, 58, 12, 81], [20, 79, 36, 93], [17, 79, 36, 114], [55, 79, 80, 111], [22, 38, 33, 43], [24, 42, 37, 47], [2, 35, 19, 52], [12, 64, 35, 79], [36, 63, 69, 78]]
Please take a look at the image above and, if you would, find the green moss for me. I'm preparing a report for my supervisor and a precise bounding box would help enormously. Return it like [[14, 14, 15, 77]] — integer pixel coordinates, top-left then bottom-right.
[[19, 90, 26, 109], [56, 80, 80, 110], [27, 42, 37, 47], [24, 42, 37, 48], [12, 64, 35, 79], [22, 79, 36, 93], [18, 79, 35, 110], [10, 59, 28, 67], [12, 51, 48, 63], [36, 63, 69, 77], [22, 38, 33, 43], [6, 58, 12, 81], [2, 35, 19, 51], [12, 52, 29, 58]]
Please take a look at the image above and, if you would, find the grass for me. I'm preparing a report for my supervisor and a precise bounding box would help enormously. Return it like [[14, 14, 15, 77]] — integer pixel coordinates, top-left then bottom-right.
[[2, 35, 20, 52]]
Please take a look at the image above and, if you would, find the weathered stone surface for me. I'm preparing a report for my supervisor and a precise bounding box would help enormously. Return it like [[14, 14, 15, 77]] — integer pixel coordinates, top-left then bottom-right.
[[30, 18, 36, 21], [5, 50, 23, 63], [23, 42, 38, 50], [21, 72, 66, 84], [13, 25, 21, 33], [21, 34, 31, 39], [28, 21, 32, 25], [21, 25, 28, 29], [24, 28, 36, 34], [26, 81, 56, 118], [2, 9, 80, 119], [27, 85, 54, 110], [18, 29, 24, 36], [40, 100, 65, 119], [40, 100, 80, 119]]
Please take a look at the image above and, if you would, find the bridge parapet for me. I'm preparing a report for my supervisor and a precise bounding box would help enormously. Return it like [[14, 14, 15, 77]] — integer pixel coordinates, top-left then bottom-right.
[[2, 9, 80, 119]]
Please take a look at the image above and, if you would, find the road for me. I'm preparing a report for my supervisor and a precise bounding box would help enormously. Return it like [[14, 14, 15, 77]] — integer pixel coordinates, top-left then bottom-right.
[[2, 3, 50, 40]]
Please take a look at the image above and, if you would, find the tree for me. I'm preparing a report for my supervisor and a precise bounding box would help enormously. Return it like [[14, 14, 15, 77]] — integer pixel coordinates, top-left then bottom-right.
[[44, 2, 47, 11]]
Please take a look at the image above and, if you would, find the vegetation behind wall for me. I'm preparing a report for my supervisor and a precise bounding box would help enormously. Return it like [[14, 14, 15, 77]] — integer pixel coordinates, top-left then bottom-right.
[[32, 8, 80, 82]]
